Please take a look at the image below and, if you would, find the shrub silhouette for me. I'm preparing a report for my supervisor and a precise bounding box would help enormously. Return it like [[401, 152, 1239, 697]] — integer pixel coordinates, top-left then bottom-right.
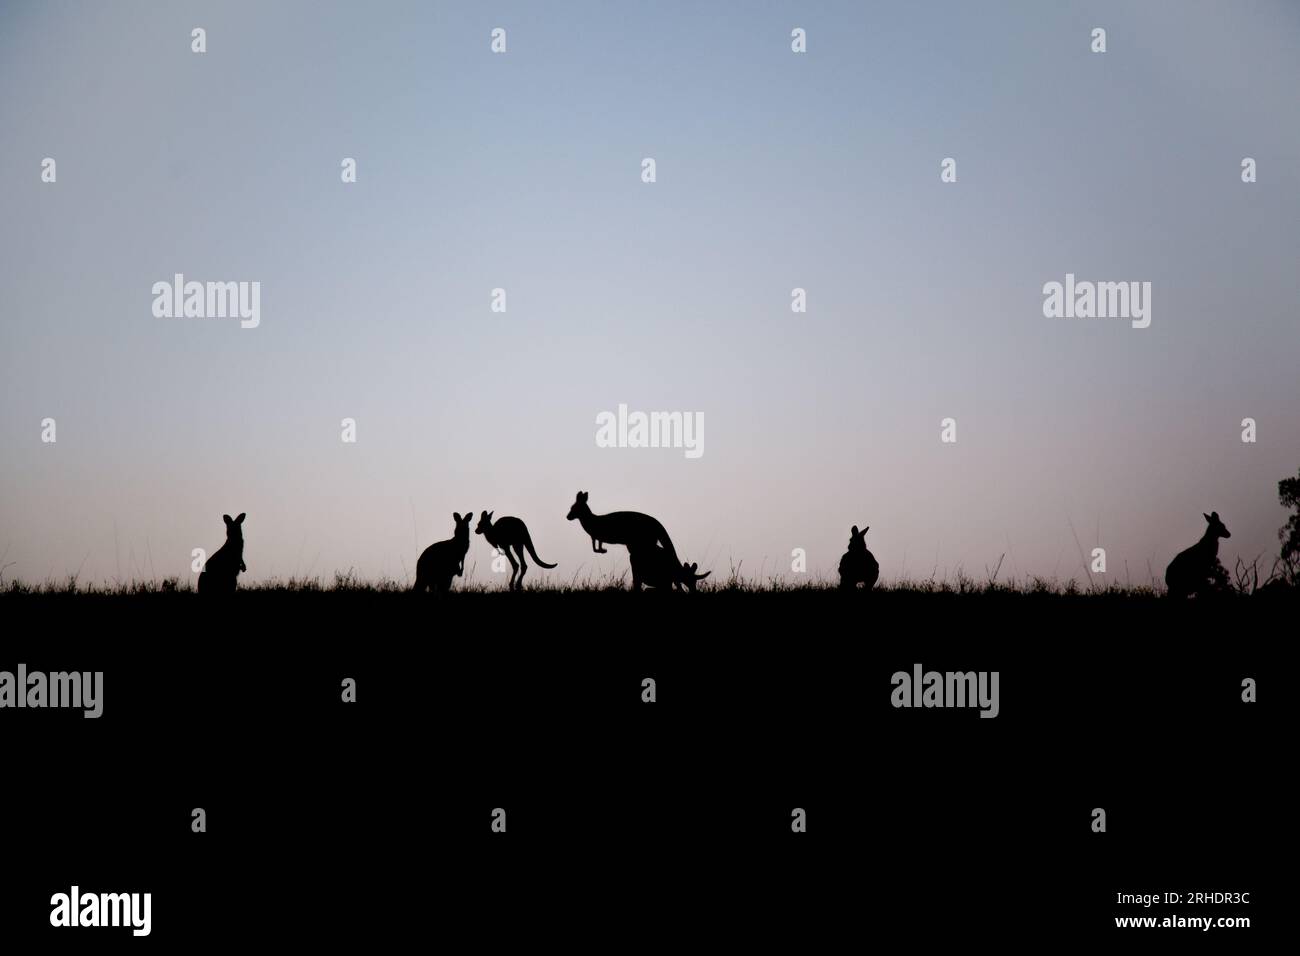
[[1278, 470, 1300, 585]]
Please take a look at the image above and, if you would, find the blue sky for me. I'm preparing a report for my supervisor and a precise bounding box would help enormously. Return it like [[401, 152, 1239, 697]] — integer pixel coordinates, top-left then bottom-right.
[[2, 1, 1297, 586]]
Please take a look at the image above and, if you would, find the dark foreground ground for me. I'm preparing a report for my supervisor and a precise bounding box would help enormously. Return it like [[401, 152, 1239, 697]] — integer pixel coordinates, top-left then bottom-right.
[[0, 588, 1283, 946]]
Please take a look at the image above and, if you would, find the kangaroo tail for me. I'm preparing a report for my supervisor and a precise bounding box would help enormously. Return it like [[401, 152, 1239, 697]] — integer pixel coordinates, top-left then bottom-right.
[[655, 522, 682, 568], [523, 532, 557, 569]]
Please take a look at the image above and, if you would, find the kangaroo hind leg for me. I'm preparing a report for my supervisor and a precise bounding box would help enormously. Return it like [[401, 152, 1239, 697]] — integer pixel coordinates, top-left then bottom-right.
[[514, 544, 528, 590]]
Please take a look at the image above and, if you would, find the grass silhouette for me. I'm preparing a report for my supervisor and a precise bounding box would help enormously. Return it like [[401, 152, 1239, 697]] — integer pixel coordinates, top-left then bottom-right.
[[3, 546, 1292, 602], [0, 568, 1256, 599]]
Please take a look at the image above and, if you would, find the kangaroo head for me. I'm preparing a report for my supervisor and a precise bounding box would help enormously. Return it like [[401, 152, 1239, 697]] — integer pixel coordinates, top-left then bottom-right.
[[566, 491, 590, 521], [849, 525, 868, 548], [475, 510, 494, 535], [681, 561, 710, 591], [1203, 511, 1230, 540], [453, 512, 472, 535], [222, 512, 246, 542]]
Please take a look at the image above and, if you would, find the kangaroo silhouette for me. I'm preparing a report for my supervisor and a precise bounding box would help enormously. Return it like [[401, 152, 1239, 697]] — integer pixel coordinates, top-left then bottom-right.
[[629, 542, 710, 592], [197, 512, 246, 595], [838, 524, 880, 591], [475, 511, 556, 590], [1165, 511, 1231, 598], [413, 511, 472, 595], [566, 491, 685, 583]]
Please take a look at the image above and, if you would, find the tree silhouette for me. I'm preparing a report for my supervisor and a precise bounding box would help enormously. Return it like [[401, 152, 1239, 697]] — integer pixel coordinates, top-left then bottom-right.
[[1279, 469, 1300, 584]]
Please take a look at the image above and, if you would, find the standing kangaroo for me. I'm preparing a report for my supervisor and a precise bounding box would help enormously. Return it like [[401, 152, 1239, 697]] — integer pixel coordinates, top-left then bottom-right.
[[566, 491, 685, 585], [475, 511, 557, 590], [413, 511, 473, 595], [838, 524, 880, 591], [197, 512, 246, 595], [629, 542, 710, 592], [1165, 511, 1231, 598]]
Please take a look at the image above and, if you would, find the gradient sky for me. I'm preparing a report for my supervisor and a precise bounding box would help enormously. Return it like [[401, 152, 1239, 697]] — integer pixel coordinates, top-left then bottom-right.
[[2, 0, 1298, 587]]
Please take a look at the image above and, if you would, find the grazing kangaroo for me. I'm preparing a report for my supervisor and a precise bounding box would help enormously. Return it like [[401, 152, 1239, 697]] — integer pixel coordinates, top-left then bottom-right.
[[566, 490, 683, 571], [197, 512, 246, 595], [628, 542, 710, 592], [1165, 511, 1231, 598], [838, 524, 880, 591], [475, 511, 557, 590], [413, 511, 473, 595]]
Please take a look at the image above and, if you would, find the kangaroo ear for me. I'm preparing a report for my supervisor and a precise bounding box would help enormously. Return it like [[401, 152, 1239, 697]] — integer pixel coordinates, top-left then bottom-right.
[[1211, 511, 1220, 520], [1203, 512, 1212, 522], [223, 514, 233, 526], [851, 525, 859, 536], [453, 512, 462, 522], [236, 513, 246, 524]]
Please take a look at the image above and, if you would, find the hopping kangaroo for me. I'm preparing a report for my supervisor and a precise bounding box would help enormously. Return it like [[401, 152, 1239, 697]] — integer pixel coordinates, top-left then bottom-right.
[[1165, 511, 1231, 598], [838, 524, 879, 591], [566, 491, 686, 586], [475, 511, 557, 590], [413, 511, 472, 595], [629, 542, 710, 592], [198, 512, 246, 595]]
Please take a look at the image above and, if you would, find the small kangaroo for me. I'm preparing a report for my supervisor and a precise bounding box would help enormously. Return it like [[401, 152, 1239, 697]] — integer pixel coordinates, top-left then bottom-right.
[[628, 542, 710, 592], [838, 524, 880, 591], [197, 512, 246, 595], [475, 511, 557, 590], [413, 511, 472, 595], [566, 491, 682, 569], [1165, 511, 1231, 599]]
